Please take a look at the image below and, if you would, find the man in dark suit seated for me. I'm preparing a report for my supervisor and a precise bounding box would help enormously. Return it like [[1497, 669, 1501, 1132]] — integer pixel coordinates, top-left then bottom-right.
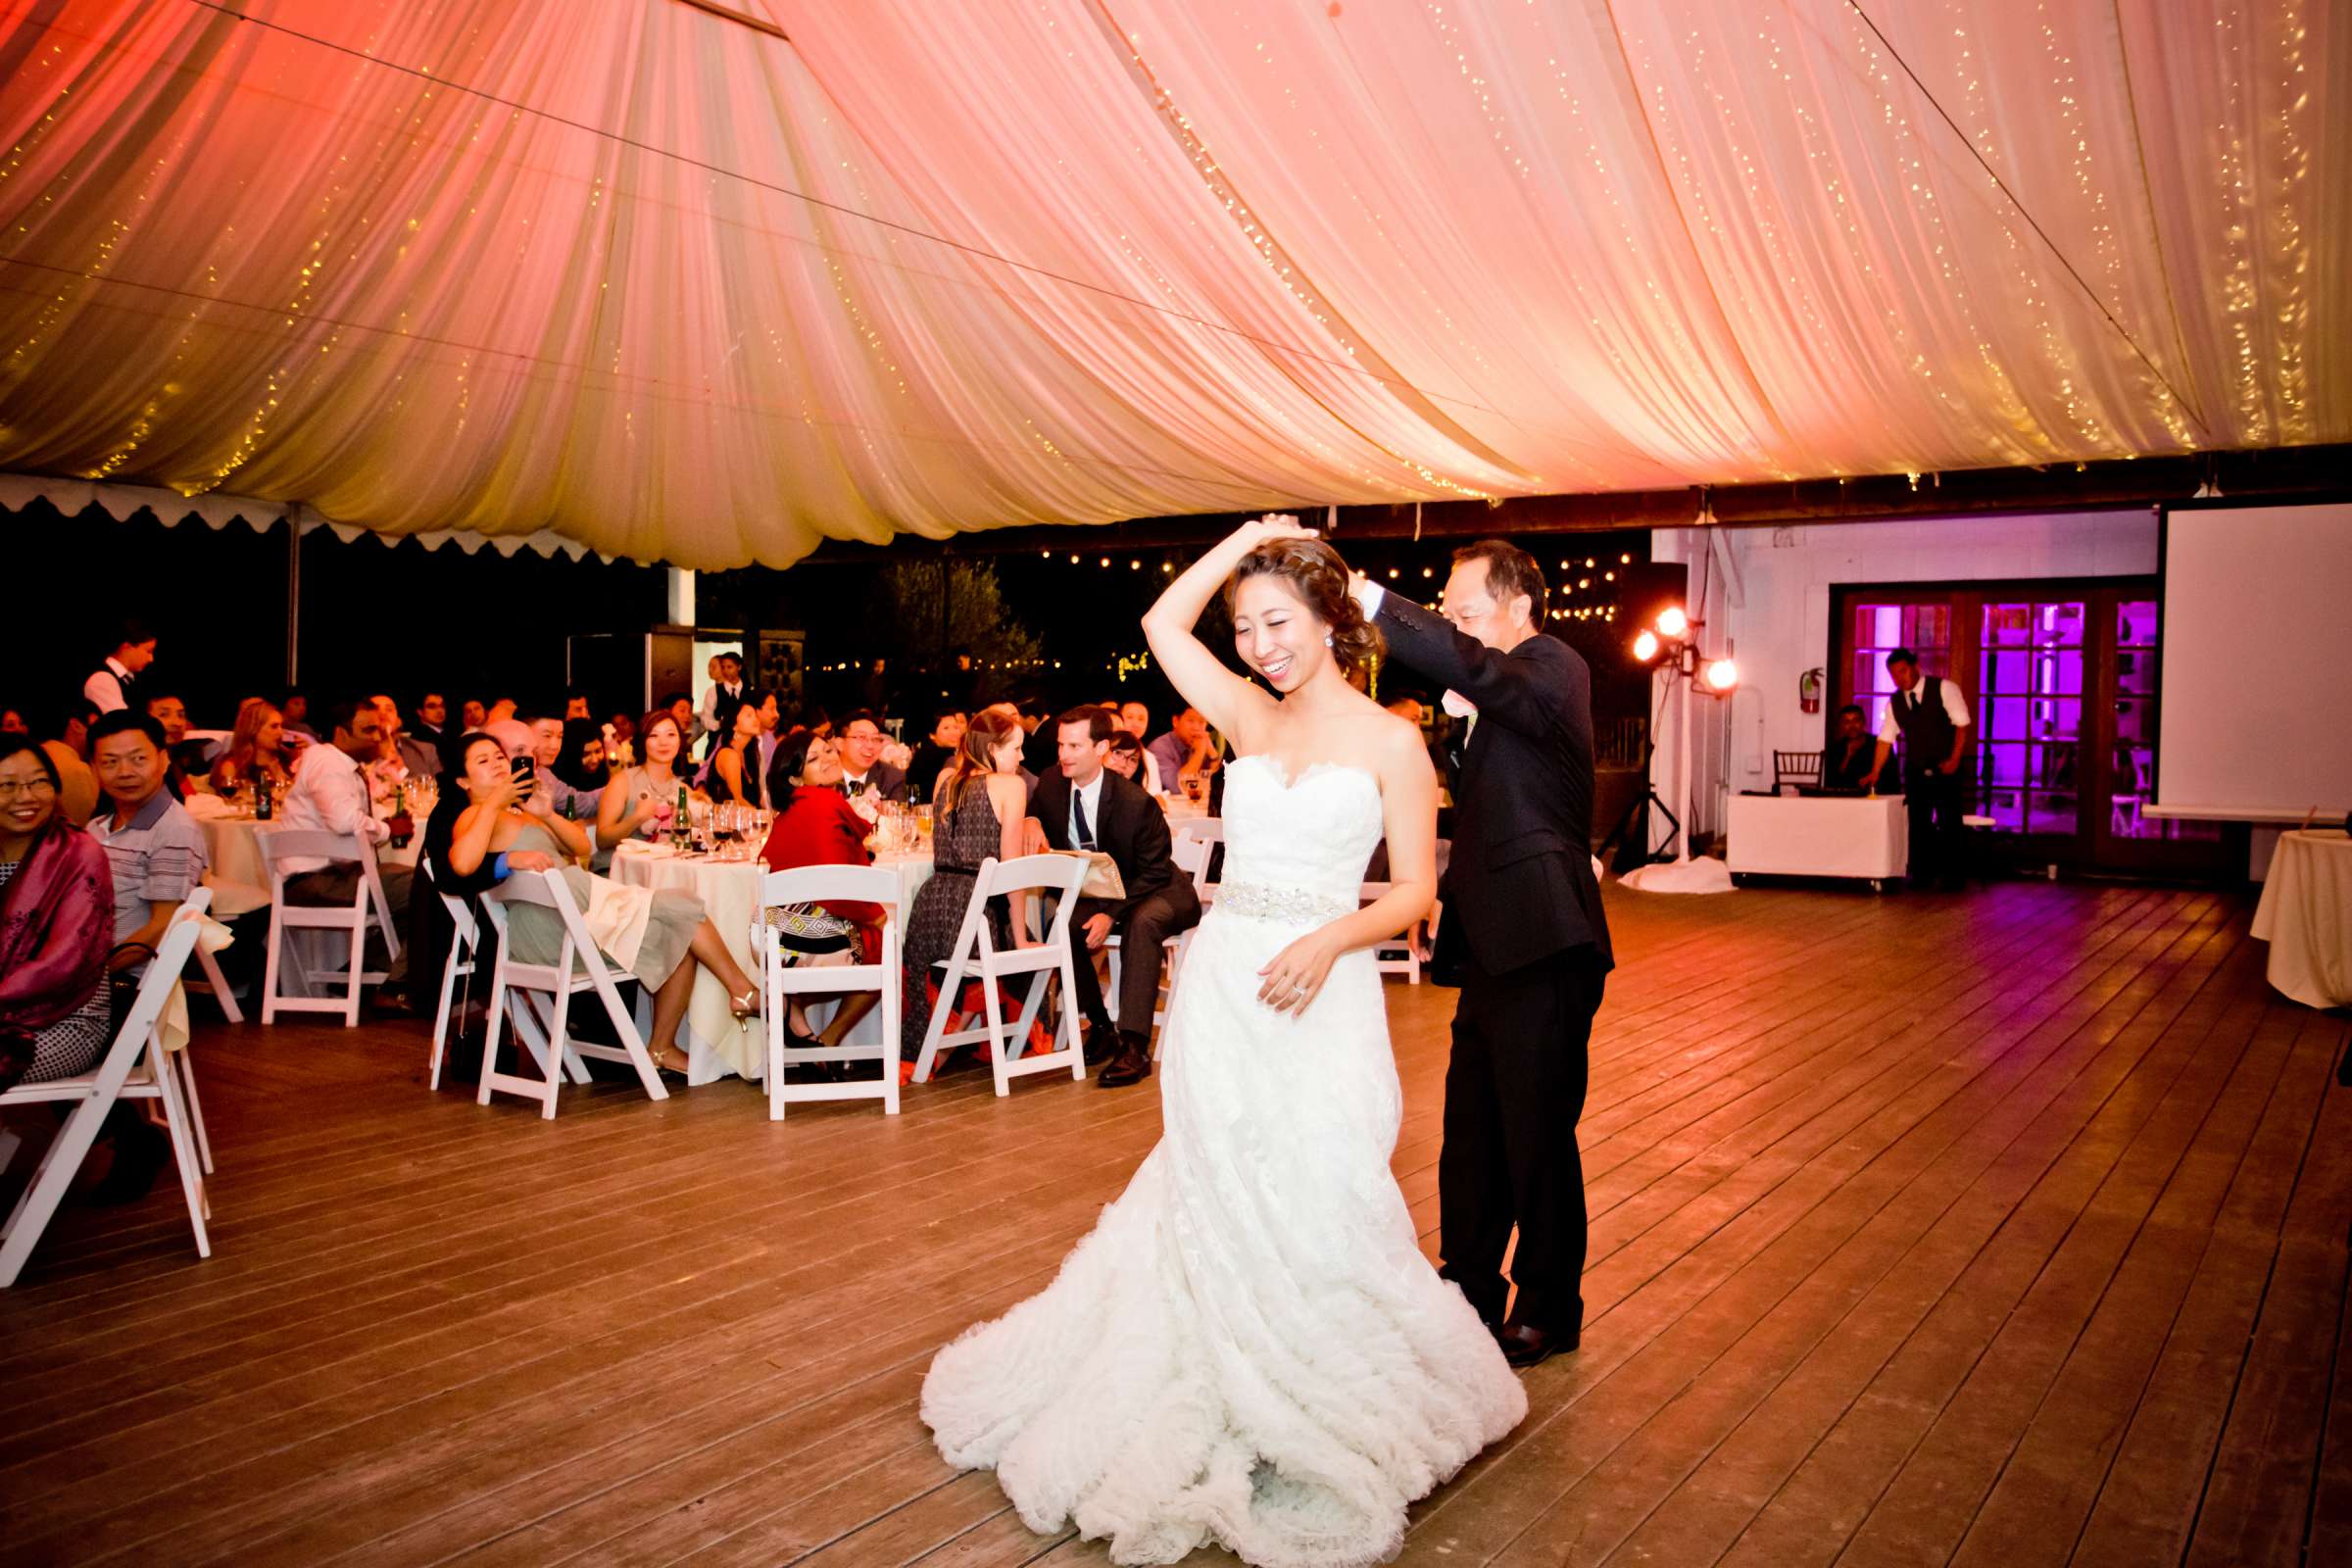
[[834, 710, 908, 803], [1030, 707, 1201, 1089], [1821, 703, 1876, 791]]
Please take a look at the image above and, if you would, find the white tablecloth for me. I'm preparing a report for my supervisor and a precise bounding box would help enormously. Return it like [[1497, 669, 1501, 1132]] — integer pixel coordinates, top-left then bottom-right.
[[1726, 794, 1908, 882], [198, 815, 418, 916], [2250, 829, 2350, 1009], [610, 844, 934, 1082]]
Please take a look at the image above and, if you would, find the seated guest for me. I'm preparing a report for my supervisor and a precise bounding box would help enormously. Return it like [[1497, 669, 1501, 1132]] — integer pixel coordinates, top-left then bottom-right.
[[412, 691, 452, 768], [902, 711, 1035, 1062], [278, 690, 317, 740], [704, 693, 766, 805], [1030, 707, 1202, 1089], [521, 709, 599, 819], [1103, 731, 1148, 787], [759, 728, 888, 1050], [209, 698, 293, 797], [83, 619, 157, 715], [596, 708, 705, 849], [459, 698, 488, 731], [1822, 703, 1876, 790], [87, 711, 210, 976], [1, 707, 27, 735], [1106, 703, 1164, 794], [1147, 705, 1221, 797], [372, 694, 441, 781], [437, 732, 759, 1080], [659, 691, 696, 747], [904, 708, 965, 808], [835, 710, 907, 803], [564, 690, 592, 721], [602, 710, 639, 766], [0, 736, 114, 1092], [556, 719, 608, 811], [36, 705, 100, 828], [278, 699, 415, 1003], [143, 692, 207, 799]]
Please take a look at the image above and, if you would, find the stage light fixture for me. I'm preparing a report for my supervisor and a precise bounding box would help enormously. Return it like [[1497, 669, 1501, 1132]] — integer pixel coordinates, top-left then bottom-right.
[[1655, 605, 1689, 638], [1633, 629, 1661, 662], [1704, 658, 1740, 692]]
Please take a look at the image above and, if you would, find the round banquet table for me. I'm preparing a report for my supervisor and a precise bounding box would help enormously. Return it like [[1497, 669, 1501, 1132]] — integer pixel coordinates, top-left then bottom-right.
[[198, 813, 419, 916], [2250, 828, 2350, 1009], [609, 842, 934, 1083]]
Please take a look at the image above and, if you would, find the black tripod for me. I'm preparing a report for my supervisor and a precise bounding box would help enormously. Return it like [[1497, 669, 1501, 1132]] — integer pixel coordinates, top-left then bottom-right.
[[1599, 730, 1679, 873]]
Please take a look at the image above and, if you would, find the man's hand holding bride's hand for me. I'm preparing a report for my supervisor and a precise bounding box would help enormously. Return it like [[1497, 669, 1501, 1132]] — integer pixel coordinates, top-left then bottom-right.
[[1257, 928, 1342, 1015]]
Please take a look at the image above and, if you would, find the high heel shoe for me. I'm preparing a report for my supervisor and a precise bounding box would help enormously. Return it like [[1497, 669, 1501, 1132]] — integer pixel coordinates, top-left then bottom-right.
[[649, 1045, 692, 1079], [729, 986, 762, 1023]]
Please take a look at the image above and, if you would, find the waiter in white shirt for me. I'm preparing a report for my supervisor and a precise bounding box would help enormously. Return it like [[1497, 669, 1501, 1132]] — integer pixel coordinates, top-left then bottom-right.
[[278, 699, 415, 1001], [1863, 647, 1974, 891], [696, 651, 747, 760], [83, 621, 159, 714]]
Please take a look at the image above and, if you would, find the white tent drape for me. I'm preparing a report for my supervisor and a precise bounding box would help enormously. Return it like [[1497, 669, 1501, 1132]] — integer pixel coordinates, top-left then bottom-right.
[[0, 1, 2340, 566]]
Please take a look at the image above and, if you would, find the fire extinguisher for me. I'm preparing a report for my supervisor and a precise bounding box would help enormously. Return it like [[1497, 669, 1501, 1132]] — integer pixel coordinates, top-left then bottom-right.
[[1799, 667, 1823, 715]]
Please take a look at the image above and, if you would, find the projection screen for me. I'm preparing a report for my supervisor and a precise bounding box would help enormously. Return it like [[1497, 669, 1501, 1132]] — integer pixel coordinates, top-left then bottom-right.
[[2156, 502, 2352, 821]]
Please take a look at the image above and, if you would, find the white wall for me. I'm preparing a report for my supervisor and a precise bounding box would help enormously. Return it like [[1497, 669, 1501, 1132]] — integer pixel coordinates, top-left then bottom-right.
[[1646, 510, 2159, 849]]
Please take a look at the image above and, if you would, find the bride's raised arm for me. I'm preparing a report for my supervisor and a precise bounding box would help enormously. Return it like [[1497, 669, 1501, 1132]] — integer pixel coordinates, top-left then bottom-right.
[[1141, 515, 1313, 745]]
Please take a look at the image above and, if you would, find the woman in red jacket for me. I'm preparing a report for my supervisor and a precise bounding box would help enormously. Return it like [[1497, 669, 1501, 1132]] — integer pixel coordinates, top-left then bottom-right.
[[758, 728, 886, 1050]]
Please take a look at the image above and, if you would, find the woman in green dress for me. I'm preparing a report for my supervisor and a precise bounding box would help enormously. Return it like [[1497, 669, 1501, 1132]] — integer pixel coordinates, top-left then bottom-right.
[[439, 732, 760, 1079]]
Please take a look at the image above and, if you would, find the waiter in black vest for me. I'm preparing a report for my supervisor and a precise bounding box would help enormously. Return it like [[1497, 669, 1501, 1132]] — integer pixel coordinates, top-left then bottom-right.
[[1353, 540, 1612, 1368], [1863, 647, 1973, 891]]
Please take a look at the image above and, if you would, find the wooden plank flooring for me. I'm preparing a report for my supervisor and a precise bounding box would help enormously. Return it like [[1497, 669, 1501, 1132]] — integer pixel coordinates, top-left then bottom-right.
[[1, 881, 2344, 1567]]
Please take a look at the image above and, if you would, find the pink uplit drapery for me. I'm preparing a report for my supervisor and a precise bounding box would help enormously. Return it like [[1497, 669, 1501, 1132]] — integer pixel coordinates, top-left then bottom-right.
[[0, 1, 2341, 566]]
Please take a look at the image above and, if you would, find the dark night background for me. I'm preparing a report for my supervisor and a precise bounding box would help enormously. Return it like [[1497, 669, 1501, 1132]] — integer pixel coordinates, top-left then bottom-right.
[[8, 497, 1654, 736]]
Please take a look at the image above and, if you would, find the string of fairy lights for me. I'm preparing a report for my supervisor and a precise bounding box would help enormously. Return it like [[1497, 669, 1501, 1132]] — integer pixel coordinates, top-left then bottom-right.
[[815, 541, 1646, 680]]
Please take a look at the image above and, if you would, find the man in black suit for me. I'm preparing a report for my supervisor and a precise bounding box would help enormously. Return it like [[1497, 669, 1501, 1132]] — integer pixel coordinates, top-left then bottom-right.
[[1353, 539, 1612, 1368], [1030, 707, 1201, 1089], [835, 710, 908, 803]]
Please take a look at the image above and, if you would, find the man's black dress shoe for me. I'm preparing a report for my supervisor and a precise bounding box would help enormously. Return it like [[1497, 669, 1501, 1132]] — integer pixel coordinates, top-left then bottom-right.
[[1097, 1042, 1152, 1088], [1493, 1320, 1577, 1368]]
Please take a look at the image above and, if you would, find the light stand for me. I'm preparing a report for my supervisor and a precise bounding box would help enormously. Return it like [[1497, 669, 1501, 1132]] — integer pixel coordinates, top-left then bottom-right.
[[1619, 610, 1738, 895]]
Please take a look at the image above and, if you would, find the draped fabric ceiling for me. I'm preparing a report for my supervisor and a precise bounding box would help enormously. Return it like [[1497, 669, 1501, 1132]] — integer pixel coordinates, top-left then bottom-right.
[[0, 0, 2342, 567]]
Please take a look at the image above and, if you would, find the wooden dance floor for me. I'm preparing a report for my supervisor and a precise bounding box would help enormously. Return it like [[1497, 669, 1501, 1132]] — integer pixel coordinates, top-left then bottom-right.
[[2, 880, 2346, 1567]]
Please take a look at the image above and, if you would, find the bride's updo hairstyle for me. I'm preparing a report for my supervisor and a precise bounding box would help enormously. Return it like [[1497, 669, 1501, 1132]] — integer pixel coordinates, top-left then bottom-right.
[[1226, 536, 1385, 676]]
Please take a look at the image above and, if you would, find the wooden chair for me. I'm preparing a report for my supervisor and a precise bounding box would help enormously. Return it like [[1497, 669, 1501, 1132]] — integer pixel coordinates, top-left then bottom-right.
[[756, 864, 903, 1121], [257, 829, 400, 1027], [911, 853, 1090, 1096], [1, 892, 215, 1286], [1772, 750, 1824, 794], [477, 870, 667, 1118]]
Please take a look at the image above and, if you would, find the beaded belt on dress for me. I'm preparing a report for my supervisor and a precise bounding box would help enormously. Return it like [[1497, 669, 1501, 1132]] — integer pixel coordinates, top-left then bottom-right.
[[1212, 880, 1355, 924]]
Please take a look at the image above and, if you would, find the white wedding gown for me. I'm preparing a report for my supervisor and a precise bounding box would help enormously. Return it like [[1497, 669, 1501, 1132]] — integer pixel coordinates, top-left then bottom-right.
[[921, 755, 1527, 1567]]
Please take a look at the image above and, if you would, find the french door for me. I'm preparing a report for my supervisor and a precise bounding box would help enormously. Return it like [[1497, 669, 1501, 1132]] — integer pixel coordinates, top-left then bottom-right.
[[1832, 578, 2236, 878]]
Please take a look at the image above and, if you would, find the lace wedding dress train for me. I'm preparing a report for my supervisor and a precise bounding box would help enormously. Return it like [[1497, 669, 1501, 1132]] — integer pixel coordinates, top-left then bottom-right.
[[921, 756, 1526, 1568]]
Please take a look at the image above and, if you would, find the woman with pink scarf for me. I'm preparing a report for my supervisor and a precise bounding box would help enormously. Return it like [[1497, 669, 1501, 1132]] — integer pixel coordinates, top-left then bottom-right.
[[0, 735, 113, 1090]]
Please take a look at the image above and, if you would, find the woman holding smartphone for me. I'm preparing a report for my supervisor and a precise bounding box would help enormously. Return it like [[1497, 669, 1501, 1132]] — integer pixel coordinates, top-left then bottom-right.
[[438, 732, 759, 1079]]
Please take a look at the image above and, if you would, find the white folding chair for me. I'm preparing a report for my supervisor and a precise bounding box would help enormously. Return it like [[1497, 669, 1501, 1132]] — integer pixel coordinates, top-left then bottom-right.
[[1, 892, 214, 1286], [425, 860, 481, 1092], [911, 854, 1089, 1097], [477, 869, 666, 1118], [1361, 882, 1422, 984], [756, 865, 902, 1120], [257, 829, 400, 1026], [1170, 817, 1223, 909], [183, 875, 244, 1025], [1105, 834, 1211, 1055]]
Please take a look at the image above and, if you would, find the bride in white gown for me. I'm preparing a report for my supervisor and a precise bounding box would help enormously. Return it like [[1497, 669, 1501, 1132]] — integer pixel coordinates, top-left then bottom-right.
[[921, 517, 1526, 1567]]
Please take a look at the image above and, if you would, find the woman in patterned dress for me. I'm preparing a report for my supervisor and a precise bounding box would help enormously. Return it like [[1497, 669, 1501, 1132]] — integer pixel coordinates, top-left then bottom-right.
[[900, 710, 1034, 1060]]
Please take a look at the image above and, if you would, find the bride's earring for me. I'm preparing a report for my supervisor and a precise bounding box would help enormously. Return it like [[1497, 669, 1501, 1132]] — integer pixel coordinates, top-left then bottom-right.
[[1323, 634, 1334, 647]]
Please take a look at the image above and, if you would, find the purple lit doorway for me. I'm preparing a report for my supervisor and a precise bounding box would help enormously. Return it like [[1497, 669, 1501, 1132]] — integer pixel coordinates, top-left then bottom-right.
[[1832, 579, 2235, 879]]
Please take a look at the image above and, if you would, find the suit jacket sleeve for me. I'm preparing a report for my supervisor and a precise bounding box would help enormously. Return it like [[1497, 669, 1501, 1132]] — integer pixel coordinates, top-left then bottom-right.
[[1374, 595, 1564, 735], [1109, 788, 1177, 923]]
